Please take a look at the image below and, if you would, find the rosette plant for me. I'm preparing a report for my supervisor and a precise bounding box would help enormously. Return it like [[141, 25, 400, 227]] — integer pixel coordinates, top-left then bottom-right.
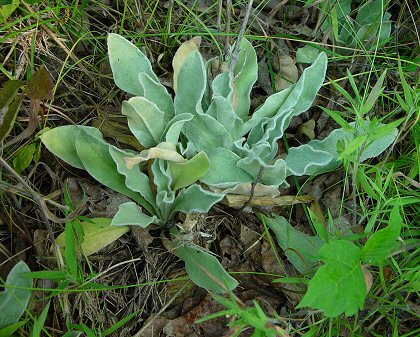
[[41, 33, 397, 293]]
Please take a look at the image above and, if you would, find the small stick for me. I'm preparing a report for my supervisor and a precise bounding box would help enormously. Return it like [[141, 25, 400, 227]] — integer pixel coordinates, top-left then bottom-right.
[[236, 166, 263, 212], [229, 0, 254, 73], [224, 0, 232, 53]]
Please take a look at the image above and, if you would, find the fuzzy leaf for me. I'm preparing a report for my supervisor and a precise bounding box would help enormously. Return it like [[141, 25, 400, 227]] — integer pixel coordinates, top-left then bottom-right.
[[55, 218, 130, 256], [298, 240, 366, 317], [0, 261, 32, 328], [206, 95, 243, 139], [175, 245, 238, 293], [296, 46, 320, 64], [112, 202, 158, 228], [41, 125, 102, 169], [233, 38, 258, 120], [108, 33, 159, 95], [183, 113, 229, 153], [109, 146, 156, 213], [138, 73, 174, 118], [174, 51, 206, 116], [173, 37, 201, 93], [242, 52, 328, 135], [170, 151, 210, 191], [163, 113, 193, 143], [74, 128, 145, 204], [152, 159, 175, 218], [361, 206, 403, 266], [170, 184, 224, 218], [122, 97, 165, 147], [201, 147, 253, 188], [124, 142, 185, 169], [286, 121, 399, 177], [263, 215, 323, 274]]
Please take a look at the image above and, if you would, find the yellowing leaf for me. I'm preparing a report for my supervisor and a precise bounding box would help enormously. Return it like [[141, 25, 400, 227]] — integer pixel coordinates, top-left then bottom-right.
[[124, 142, 186, 169], [173, 36, 201, 93], [55, 218, 129, 257]]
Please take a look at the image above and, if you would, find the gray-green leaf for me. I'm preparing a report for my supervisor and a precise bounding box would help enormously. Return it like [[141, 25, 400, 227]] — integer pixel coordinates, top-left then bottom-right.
[[175, 245, 238, 293], [112, 202, 158, 228], [41, 125, 102, 170], [108, 33, 159, 95], [0, 261, 32, 328]]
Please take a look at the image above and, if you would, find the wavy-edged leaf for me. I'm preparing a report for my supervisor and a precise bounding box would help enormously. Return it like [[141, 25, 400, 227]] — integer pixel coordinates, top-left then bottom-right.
[[74, 128, 144, 204], [243, 52, 328, 135], [41, 125, 101, 169], [170, 151, 210, 191], [0, 261, 32, 328], [108, 33, 159, 95], [233, 38, 258, 120], [109, 146, 156, 213], [263, 215, 323, 274], [152, 159, 175, 220], [124, 142, 185, 169], [286, 121, 398, 177], [175, 245, 238, 293], [170, 184, 224, 218], [163, 113, 193, 143], [298, 240, 365, 317], [112, 202, 158, 228], [122, 97, 165, 147], [206, 95, 243, 139]]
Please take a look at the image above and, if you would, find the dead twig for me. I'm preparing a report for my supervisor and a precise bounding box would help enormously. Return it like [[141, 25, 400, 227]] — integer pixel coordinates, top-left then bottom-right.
[[229, 0, 254, 72]]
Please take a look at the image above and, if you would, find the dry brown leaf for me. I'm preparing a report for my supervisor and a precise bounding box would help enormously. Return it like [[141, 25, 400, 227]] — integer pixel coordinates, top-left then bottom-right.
[[274, 54, 298, 91], [225, 194, 314, 208], [298, 119, 316, 140], [362, 265, 373, 293]]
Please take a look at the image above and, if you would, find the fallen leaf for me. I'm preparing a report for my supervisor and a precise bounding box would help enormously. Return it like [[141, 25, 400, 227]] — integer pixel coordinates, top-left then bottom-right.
[[297, 119, 316, 140], [274, 54, 298, 91], [362, 265, 373, 293], [26, 66, 54, 100], [225, 194, 313, 208]]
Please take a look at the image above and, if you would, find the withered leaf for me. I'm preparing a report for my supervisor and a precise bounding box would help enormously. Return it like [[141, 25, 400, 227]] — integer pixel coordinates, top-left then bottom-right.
[[26, 66, 54, 100]]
